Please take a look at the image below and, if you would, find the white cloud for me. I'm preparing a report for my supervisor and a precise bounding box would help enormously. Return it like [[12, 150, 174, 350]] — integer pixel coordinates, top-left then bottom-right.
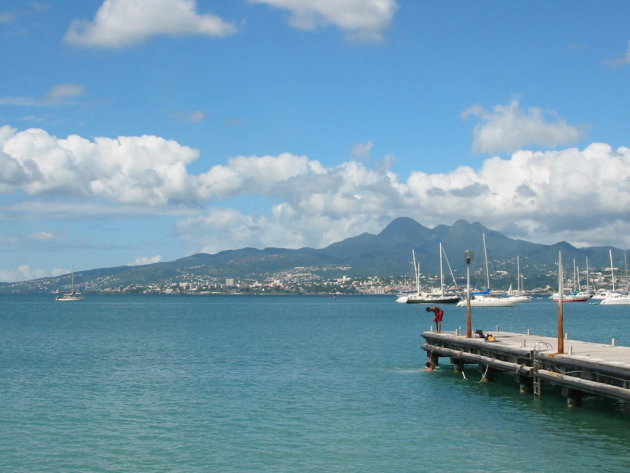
[[351, 141, 373, 160], [172, 110, 205, 123], [0, 125, 200, 205], [249, 0, 398, 42], [129, 255, 162, 266], [0, 83, 85, 107], [604, 40, 630, 67], [44, 83, 85, 104], [462, 98, 586, 155], [28, 231, 61, 241], [64, 0, 236, 48], [0, 265, 47, 283], [0, 12, 16, 25]]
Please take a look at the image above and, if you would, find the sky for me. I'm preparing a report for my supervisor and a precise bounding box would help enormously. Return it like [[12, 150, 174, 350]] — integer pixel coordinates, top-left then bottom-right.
[[1, 0, 630, 282]]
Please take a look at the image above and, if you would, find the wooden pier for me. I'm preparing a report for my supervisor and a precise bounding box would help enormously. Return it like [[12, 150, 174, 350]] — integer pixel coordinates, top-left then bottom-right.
[[421, 330, 630, 407]]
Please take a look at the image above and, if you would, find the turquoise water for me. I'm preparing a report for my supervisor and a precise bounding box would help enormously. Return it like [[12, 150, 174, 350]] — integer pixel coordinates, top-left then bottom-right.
[[1, 295, 628, 472]]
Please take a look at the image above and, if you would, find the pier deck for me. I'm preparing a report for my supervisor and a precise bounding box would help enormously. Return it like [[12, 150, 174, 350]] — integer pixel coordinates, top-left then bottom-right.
[[421, 330, 630, 405]]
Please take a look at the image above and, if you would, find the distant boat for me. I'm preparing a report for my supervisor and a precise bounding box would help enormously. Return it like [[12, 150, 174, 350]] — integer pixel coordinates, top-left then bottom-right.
[[55, 272, 85, 301]]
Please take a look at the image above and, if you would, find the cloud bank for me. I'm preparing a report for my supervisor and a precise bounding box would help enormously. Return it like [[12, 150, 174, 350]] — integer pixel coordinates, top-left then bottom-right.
[[2, 124, 630, 252], [64, 0, 236, 48]]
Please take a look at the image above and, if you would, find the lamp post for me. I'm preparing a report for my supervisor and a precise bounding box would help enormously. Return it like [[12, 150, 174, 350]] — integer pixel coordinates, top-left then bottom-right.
[[464, 250, 474, 338]]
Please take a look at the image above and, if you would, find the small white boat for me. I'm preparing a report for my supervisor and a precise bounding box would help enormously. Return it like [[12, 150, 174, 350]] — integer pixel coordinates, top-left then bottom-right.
[[599, 293, 630, 305]]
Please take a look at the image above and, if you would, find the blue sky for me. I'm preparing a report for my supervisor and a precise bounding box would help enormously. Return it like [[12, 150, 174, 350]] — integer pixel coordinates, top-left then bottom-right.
[[1, 0, 630, 282]]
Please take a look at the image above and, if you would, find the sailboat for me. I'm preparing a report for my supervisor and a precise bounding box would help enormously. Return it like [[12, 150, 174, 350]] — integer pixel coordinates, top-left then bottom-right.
[[456, 233, 516, 307], [600, 249, 630, 305], [55, 272, 85, 301], [506, 255, 531, 303], [550, 258, 591, 302], [396, 244, 461, 304]]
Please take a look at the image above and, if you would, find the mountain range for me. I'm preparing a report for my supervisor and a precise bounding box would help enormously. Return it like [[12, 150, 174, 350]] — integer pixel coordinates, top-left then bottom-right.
[[1, 217, 623, 293]]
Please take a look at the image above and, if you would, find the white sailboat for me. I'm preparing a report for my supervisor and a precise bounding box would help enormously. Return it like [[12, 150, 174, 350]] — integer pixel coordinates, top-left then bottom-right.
[[600, 249, 630, 305], [55, 272, 85, 301], [507, 255, 531, 303], [550, 258, 591, 302], [396, 244, 461, 304], [456, 234, 516, 307]]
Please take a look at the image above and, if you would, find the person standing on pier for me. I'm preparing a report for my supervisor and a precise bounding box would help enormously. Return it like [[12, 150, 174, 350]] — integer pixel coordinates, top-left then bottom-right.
[[426, 306, 444, 333]]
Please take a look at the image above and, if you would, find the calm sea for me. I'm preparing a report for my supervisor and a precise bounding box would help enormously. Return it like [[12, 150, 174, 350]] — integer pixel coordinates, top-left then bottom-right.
[[1, 294, 628, 473]]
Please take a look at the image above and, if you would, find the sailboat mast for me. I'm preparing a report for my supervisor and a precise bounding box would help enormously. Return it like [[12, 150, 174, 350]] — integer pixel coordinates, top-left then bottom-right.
[[516, 255, 522, 295], [609, 249, 615, 292], [624, 249, 628, 291], [439, 243, 445, 296], [585, 257, 590, 293], [412, 250, 420, 293], [482, 233, 490, 290]]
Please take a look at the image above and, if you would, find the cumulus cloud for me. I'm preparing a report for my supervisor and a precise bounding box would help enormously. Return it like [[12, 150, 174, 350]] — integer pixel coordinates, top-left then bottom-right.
[[462, 98, 586, 155], [604, 40, 630, 67], [0, 125, 200, 205], [64, 0, 236, 48], [249, 0, 398, 42]]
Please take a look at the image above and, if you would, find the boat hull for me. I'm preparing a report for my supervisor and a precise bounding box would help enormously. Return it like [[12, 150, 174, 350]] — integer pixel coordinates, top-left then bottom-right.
[[405, 294, 461, 304], [456, 296, 517, 307]]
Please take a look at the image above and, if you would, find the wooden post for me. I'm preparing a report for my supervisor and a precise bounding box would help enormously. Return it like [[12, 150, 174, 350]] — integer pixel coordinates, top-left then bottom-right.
[[518, 375, 533, 394], [451, 357, 463, 373], [564, 388, 583, 407], [557, 251, 565, 354]]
